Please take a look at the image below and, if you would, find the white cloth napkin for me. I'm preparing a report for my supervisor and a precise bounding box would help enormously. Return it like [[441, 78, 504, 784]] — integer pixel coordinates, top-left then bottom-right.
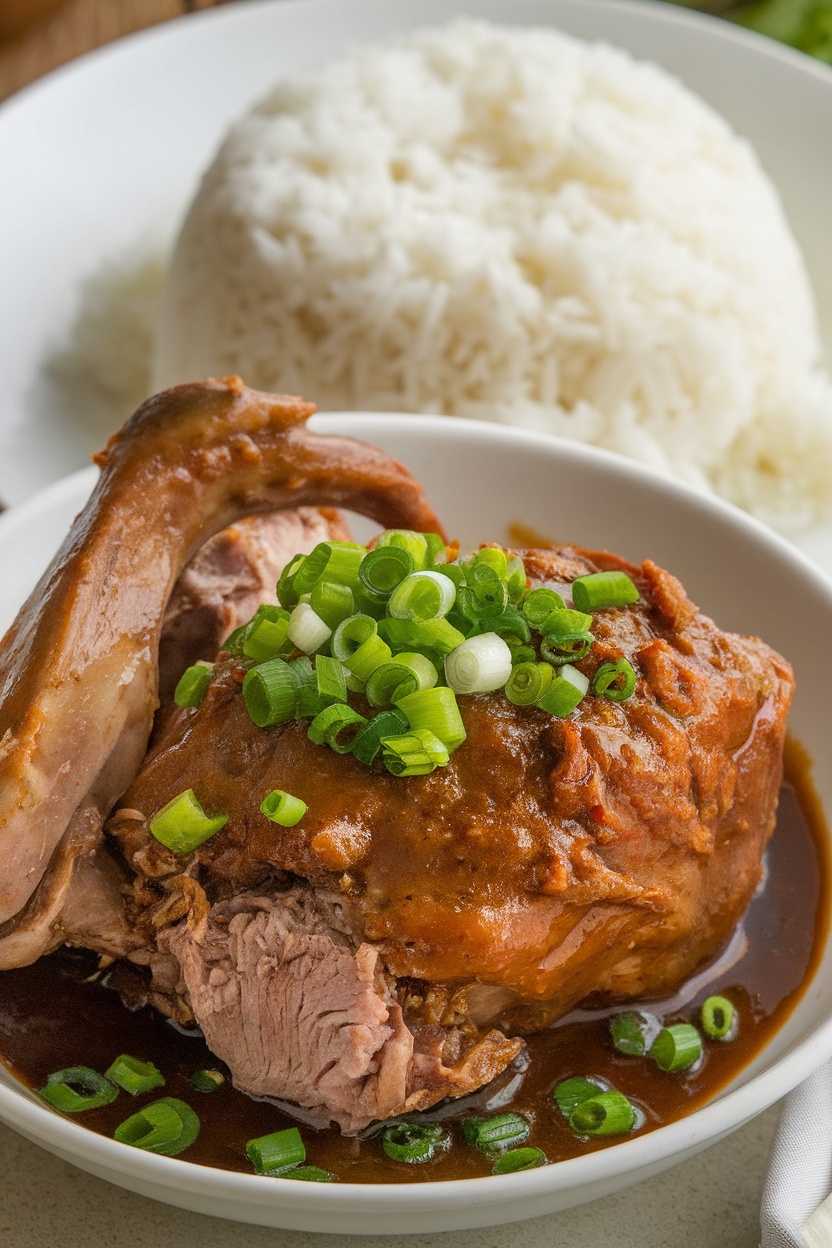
[[761, 1061, 832, 1247]]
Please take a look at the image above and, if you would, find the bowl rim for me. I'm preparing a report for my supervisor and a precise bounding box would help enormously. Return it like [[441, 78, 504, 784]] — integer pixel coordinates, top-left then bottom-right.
[[1, 410, 831, 1211]]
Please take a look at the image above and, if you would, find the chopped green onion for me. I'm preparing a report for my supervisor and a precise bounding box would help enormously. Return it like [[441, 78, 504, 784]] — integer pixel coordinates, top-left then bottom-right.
[[505, 555, 528, 602], [539, 609, 595, 664], [149, 789, 228, 855], [609, 1010, 662, 1057], [293, 541, 365, 595], [423, 533, 447, 566], [593, 657, 637, 702], [569, 1090, 636, 1137], [492, 1147, 547, 1174], [365, 662, 420, 708], [650, 1023, 703, 1072], [308, 703, 367, 752], [260, 789, 307, 827], [470, 546, 509, 579], [505, 661, 554, 706], [360, 546, 415, 598], [173, 662, 213, 709], [189, 1069, 225, 1093], [375, 529, 429, 568], [39, 1066, 119, 1113], [395, 686, 466, 751], [535, 664, 589, 717], [315, 654, 348, 704], [701, 996, 737, 1041], [105, 1055, 165, 1096], [246, 1127, 306, 1175], [368, 651, 437, 707], [350, 709, 409, 765], [114, 1097, 200, 1156], [332, 615, 392, 681], [287, 602, 332, 654], [445, 633, 513, 694], [572, 570, 639, 612], [509, 644, 537, 666], [282, 1166, 333, 1183], [242, 605, 292, 662], [523, 587, 566, 627], [468, 605, 531, 644], [381, 728, 450, 776], [381, 1122, 447, 1164], [242, 658, 298, 727], [276, 553, 307, 608], [388, 571, 456, 622], [310, 579, 355, 630], [377, 616, 466, 656], [553, 1077, 605, 1121], [462, 1112, 530, 1156]]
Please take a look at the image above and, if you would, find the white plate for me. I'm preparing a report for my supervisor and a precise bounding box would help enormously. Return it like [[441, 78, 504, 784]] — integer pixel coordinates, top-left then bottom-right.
[[2, 412, 832, 1236]]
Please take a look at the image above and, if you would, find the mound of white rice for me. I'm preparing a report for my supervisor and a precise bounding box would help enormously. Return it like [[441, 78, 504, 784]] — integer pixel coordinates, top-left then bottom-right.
[[154, 19, 832, 530]]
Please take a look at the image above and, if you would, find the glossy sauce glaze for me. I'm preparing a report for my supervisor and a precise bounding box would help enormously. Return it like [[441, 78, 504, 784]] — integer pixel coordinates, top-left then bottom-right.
[[0, 743, 826, 1184]]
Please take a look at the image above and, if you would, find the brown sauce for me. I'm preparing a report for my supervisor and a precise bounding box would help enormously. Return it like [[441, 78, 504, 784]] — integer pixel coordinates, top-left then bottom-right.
[[0, 742, 826, 1184]]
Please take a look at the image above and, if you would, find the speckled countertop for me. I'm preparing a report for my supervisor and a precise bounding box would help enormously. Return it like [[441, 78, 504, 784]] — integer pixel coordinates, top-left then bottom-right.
[[0, 1106, 776, 1247]]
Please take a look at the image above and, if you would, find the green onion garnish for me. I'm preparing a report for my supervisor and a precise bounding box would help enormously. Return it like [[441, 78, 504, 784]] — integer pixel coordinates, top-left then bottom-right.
[[394, 686, 466, 751], [569, 1090, 636, 1137], [381, 728, 450, 776], [375, 529, 430, 568], [173, 662, 213, 709], [609, 1010, 662, 1057], [505, 661, 554, 706], [388, 570, 456, 622], [287, 602, 332, 654], [650, 1023, 703, 1072], [360, 545, 415, 597], [293, 541, 365, 596], [105, 1055, 165, 1096], [462, 1112, 530, 1155], [571, 571, 639, 612], [365, 661, 420, 708], [114, 1097, 200, 1156], [315, 654, 348, 704], [593, 657, 637, 702], [276, 553, 307, 608], [332, 615, 392, 681], [492, 1147, 547, 1174], [444, 633, 513, 694], [350, 709, 409, 765], [377, 616, 466, 656], [535, 664, 589, 717], [308, 703, 367, 752], [310, 579, 355, 630], [539, 609, 595, 664], [242, 605, 292, 662], [38, 1066, 119, 1112], [522, 587, 566, 627], [242, 657, 298, 727], [381, 1122, 447, 1164], [553, 1076, 605, 1121], [701, 995, 737, 1041], [149, 789, 228, 855], [246, 1126, 306, 1175], [260, 789, 307, 827], [189, 1069, 225, 1093], [282, 1166, 333, 1182]]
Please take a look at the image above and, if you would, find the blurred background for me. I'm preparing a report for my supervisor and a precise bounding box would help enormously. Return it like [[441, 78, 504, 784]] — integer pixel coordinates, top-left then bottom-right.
[[0, 0, 830, 106]]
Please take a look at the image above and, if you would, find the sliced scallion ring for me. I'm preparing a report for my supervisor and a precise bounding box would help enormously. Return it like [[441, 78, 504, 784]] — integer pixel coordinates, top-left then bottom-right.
[[593, 657, 637, 702], [173, 662, 214, 709], [650, 1023, 703, 1072], [246, 1127, 306, 1175], [701, 995, 737, 1041], [260, 789, 307, 827], [572, 570, 639, 612], [105, 1055, 165, 1096], [381, 1122, 447, 1164], [388, 570, 457, 622], [569, 1090, 636, 1137], [394, 686, 466, 751], [444, 633, 513, 694], [462, 1112, 530, 1155], [308, 703, 367, 752], [149, 789, 228, 855], [39, 1066, 119, 1113], [492, 1147, 547, 1174], [242, 658, 298, 727], [535, 665, 589, 717], [609, 1010, 662, 1057], [114, 1097, 200, 1156]]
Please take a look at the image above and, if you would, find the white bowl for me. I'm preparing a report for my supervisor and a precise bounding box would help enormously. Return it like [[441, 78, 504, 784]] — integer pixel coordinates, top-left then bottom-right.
[[0, 412, 830, 1234]]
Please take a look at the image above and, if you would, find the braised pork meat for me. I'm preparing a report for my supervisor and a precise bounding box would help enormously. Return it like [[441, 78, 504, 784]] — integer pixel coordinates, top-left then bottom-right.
[[0, 380, 794, 1135]]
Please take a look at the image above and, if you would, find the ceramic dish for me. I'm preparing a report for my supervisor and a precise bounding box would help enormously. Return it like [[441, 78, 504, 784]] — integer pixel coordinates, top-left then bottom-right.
[[0, 413, 830, 1234]]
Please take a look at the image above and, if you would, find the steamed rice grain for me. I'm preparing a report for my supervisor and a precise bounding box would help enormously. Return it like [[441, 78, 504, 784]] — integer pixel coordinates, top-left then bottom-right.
[[153, 19, 832, 530]]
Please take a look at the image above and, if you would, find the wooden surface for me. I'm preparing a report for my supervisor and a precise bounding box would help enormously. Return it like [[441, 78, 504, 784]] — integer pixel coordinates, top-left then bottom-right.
[[0, 0, 235, 103]]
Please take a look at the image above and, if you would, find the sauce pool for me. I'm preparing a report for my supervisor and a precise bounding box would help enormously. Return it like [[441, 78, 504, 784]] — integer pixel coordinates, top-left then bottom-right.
[[0, 741, 826, 1183]]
